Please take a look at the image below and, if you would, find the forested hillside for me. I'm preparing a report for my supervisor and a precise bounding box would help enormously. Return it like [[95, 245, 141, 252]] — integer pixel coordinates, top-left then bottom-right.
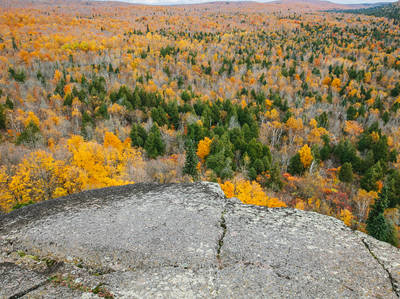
[[0, 0, 400, 245], [335, 2, 400, 24]]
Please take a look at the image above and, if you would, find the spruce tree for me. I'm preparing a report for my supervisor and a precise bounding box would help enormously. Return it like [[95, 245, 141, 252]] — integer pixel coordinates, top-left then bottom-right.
[[334, 139, 358, 165], [132, 91, 141, 109], [319, 135, 332, 161], [205, 134, 234, 180], [144, 124, 165, 159], [268, 162, 283, 191], [0, 104, 5, 130], [130, 124, 147, 148], [248, 167, 257, 181], [339, 162, 354, 183], [183, 139, 199, 179], [386, 170, 400, 208], [5, 97, 13, 110], [287, 153, 305, 176], [151, 107, 168, 127], [360, 161, 383, 191], [366, 186, 398, 246]]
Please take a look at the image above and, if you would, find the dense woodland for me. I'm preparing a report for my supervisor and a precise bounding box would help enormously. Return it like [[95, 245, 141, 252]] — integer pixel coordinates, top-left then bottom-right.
[[335, 2, 400, 25], [1, 0, 400, 246]]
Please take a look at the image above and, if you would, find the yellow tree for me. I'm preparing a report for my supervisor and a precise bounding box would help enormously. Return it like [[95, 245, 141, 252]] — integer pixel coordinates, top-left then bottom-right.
[[4, 150, 84, 211], [197, 137, 212, 161], [339, 209, 354, 227], [299, 144, 313, 169], [220, 180, 286, 208], [0, 167, 13, 212]]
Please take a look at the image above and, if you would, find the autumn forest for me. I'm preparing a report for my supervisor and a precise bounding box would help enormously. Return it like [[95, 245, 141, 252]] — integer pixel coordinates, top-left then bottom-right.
[[1, 0, 400, 246]]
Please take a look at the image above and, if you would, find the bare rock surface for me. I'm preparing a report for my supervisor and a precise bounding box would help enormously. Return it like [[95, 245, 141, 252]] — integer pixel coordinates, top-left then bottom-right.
[[0, 262, 47, 298], [1, 182, 399, 298]]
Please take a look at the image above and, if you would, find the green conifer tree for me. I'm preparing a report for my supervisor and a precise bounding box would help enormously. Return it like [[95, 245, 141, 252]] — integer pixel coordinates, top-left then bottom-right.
[[5, 97, 13, 110], [360, 162, 383, 191], [339, 162, 354, 183], [144, 124, 165, 159], [366, 186, 398, 246], [0, 104, 5, 130], [183, 139, 199, 179], [287, 153, 305, 176], [130, 124, 147, 148]]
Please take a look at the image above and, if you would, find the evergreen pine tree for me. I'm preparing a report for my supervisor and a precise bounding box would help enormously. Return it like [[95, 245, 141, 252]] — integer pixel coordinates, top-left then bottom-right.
[[334, 139, 358, 165], [108, 63, 114, 73], [287, 153, 305, 176], [366, 186, 398, 246], [247, 167, 257, 181], [5, 97, 13, 110], [319, 135, 332, 161], [205, 134, 234, 180], [0, 104, 5, 130], [386, 170, 400, 208], [183, 139, 199, 179], [339, 162, 354, 183], [360, 161, 383, 191], [268, 162, 283, 191], [132, 91, 141, 109], [96, 103, 109, 119], [151, 107, 168, 127], [130, 124, 147, 148], [144, 124, 165, 159]]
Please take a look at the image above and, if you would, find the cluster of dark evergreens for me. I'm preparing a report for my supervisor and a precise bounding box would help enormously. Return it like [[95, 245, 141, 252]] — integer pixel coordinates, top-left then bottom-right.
[[333, 3, 400, 24], [58, 75, 283, 188]]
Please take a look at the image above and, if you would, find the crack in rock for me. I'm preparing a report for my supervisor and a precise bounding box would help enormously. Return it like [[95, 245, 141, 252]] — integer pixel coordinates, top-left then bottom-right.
[[216, 209, 227, 270], [361, 238, 399, 297], [8, 279, 49, 299]]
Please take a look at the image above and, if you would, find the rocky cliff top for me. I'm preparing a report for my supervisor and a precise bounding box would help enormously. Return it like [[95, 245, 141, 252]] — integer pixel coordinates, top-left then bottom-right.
[[1, 182, 400, 298]]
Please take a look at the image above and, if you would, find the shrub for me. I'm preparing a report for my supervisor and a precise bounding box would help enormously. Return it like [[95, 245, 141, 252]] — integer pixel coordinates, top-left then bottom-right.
[[16, 121, 42, 147], [8, 67, 26, 83]]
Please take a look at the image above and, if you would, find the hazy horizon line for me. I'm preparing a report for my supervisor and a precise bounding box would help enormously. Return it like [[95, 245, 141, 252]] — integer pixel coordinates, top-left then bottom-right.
[[94, 0, 398, 6]]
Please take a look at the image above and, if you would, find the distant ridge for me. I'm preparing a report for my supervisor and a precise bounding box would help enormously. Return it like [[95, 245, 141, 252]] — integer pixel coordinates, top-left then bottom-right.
[[121, 0, 367, 9], [0, 0, 374, 9]]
